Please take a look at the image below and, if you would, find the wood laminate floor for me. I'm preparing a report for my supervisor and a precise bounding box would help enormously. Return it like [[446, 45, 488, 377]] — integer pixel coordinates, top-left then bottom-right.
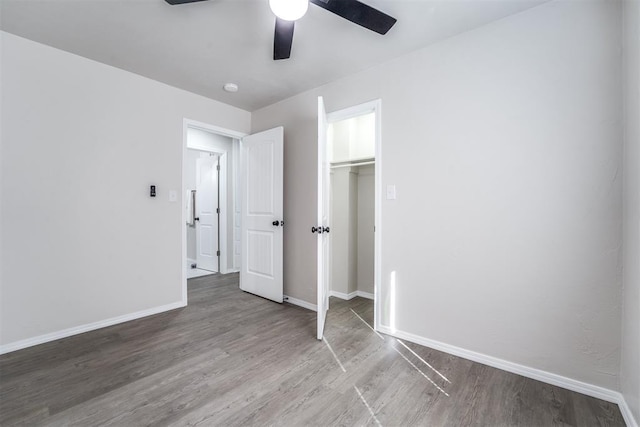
[[0, 274, 626, 426]]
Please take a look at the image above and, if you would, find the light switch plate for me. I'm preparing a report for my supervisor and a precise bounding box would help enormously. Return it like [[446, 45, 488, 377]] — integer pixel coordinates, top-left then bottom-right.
[[169, 190, 177, 202], [386, 185, 396, 200]]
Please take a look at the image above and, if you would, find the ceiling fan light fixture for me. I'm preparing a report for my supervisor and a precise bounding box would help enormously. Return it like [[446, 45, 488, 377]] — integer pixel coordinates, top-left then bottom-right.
[[269, 0, 308, 21]]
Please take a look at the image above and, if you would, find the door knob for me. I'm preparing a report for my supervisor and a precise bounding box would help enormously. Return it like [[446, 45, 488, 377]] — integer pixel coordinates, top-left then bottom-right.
[[323, 226, 330, 233], [194, 217, 200, 221], [311, 226, 323, 234], [273, 220, 279, 226]]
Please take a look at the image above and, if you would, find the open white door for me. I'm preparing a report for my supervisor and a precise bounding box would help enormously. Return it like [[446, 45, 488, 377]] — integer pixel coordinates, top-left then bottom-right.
[[317, 96, 330, 340], [196, 155, 219, 272], [239, 127, 284, 303]]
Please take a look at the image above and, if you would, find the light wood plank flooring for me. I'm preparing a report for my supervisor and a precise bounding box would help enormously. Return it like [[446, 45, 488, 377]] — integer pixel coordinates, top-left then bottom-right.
[[0, 273, 625, 426]]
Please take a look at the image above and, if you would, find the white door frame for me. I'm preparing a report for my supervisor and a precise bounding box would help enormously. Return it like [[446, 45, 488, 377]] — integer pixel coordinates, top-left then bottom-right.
[[181, 118, 247, 303], [325, 99, 382, 331]]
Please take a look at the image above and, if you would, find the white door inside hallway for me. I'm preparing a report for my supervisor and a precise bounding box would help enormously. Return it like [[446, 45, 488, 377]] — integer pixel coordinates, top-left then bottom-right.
[[196, 155, 219, 272], [240, 127, 284, 303], [317, 96, 330, 340]]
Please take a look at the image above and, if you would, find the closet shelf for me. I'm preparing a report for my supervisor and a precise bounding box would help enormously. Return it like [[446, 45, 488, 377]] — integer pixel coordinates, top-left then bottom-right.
[[330, 157, 375, 169]]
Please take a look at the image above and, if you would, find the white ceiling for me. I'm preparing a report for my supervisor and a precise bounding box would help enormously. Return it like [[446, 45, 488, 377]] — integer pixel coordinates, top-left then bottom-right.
[[0, 0, 547, 111]]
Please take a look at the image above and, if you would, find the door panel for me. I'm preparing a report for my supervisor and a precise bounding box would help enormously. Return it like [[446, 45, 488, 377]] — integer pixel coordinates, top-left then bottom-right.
[[317, 96, 330, 340], [247, 142, 274, 214], [196, 155, 219, 272], [240, 127, 284, 303], [247, 230, 274, 277]]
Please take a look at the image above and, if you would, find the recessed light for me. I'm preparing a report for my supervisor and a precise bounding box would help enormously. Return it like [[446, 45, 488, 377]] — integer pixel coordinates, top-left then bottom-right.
[[223, 83, 239, 93]]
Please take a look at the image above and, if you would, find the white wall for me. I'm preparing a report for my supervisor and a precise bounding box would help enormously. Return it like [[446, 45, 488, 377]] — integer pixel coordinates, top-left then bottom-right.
[[187, 127, 234, 152], [329, 113, 375, 162], [347, 168, 358, 295], [357, 165, 375, 295], [622, 0, 640, 423], [0, 32, 250, 351], [252, 0, 622, 391], [330, 168, 356, 295]]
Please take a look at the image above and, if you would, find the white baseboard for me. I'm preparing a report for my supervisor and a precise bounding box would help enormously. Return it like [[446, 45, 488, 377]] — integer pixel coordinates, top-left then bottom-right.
[[619, 398, 639, 427], [356, 291, 374, 300], [377, 325, 633, 414], [330, 290, 358, 300], [285, 291, 372, 310], [0, 300, 187, 355], [284, 295, 317, 312], [330, 290, 374, 300]]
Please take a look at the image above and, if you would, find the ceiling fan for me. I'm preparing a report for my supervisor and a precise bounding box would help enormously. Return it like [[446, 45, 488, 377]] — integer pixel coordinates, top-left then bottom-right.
[[165, 0, 397, 60]]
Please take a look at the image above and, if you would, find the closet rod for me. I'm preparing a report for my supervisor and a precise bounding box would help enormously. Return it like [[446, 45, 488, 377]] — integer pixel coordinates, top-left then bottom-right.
[[330, 160, 375, 169]]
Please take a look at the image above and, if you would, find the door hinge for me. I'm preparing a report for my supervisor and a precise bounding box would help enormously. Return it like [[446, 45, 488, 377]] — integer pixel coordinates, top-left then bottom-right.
[[217, 165, 220, 171], [217, 250, 220, 257], [216, 208, 220, 214]]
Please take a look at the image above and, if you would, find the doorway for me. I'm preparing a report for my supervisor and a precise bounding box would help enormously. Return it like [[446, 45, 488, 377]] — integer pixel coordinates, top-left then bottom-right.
[[185, 149, 220, 278], [181, 119, 285, 306], [182, 121, 244, 290], [317, 99, 382, 339], [328, 113, 376, 306]]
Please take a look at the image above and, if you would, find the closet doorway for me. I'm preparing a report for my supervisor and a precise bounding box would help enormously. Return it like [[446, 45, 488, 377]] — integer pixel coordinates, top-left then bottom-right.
[[317, 98, 381, 339], [329, 112, 376, 302], [322, 104, 380, 342]]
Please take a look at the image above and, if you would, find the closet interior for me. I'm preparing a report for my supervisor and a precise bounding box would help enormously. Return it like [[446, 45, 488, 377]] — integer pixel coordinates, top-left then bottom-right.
[[329, 112, 375, 300]]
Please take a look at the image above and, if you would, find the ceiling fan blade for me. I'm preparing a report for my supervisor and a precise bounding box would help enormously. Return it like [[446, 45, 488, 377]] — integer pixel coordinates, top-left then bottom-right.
[[165, 0, 208, 5], [309, 0, 396, 35], [274, 18, 295, 60]]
